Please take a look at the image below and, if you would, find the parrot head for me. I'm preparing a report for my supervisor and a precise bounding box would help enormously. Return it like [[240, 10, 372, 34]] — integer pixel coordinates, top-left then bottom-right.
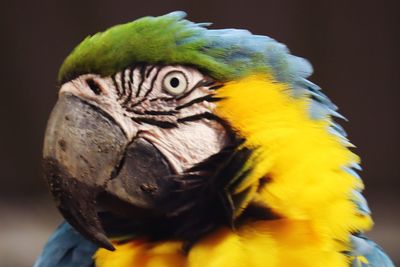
[[43, 12, 371, 252]]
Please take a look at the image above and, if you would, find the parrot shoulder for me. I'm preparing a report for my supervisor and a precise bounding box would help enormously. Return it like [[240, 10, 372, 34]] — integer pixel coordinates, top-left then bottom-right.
[[34, 222, 98, 267]]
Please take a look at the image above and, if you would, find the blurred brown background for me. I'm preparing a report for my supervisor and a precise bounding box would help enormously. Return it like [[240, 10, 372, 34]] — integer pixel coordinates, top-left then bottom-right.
[[0, 0, 399, 266]]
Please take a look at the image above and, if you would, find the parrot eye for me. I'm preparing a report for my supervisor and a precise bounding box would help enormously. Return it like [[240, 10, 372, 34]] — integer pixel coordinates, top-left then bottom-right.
[[162, 71, 188, 95]]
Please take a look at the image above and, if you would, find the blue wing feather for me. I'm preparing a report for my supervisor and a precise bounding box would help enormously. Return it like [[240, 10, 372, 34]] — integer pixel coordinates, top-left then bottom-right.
[[34, 222, 98, 267], [350, 235, 395, 267]]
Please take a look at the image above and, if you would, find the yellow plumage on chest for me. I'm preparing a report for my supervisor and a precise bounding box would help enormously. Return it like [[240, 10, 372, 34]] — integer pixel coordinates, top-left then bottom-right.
[[95, 75, 372, 267]]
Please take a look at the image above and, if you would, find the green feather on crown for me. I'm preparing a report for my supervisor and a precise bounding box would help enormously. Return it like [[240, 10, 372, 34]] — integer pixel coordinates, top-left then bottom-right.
[[59, 11, 311, 85]]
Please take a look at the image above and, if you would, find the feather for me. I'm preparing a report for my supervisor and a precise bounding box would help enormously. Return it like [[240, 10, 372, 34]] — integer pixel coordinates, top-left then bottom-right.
[[58, 11, 313, 89], [34, 222, 97, 267], [350, 235, 395, 267]]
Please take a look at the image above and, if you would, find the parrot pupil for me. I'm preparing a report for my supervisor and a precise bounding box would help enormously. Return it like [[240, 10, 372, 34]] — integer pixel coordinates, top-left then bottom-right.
[[170, 77, 180, 88]]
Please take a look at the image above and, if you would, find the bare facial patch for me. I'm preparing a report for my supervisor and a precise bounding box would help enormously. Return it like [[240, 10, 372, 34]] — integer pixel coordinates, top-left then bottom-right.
[[59, 65, 229, 174]]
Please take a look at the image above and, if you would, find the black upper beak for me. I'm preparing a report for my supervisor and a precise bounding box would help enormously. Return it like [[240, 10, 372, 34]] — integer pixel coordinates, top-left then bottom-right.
[[43, 93, 174, 250]]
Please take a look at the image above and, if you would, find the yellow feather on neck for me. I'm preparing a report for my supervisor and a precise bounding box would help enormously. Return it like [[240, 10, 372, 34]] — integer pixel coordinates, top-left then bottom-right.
[[95, 75, 372, 267], [214, 75, 371, 234]]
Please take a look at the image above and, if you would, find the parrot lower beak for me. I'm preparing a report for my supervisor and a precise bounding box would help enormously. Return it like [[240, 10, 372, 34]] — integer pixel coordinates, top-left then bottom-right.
[[42, 93, 174, 251]]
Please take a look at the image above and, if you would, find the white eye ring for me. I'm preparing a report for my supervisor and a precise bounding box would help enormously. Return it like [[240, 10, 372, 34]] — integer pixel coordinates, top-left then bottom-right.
[[162, 71, 188, 95]]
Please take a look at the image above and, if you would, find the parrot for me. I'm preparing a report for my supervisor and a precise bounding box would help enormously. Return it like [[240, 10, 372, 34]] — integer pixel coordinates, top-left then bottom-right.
[[34, 11, 394, 267]]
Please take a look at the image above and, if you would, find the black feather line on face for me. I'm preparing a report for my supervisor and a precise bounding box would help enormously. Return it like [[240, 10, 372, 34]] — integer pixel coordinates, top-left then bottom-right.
[[122, 66, 136, 106], [175, 94, 223, 110], [135, 65, 147, 98], [130, 117, 178, 129], [111, 74, 121, 98]]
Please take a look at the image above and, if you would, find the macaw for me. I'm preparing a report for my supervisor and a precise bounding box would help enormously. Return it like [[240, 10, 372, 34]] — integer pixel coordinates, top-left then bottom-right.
[[34, 11, 394, 267]]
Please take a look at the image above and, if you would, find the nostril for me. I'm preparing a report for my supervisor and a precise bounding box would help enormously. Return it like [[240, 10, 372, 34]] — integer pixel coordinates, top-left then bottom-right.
[[86, 78, 102, 95]]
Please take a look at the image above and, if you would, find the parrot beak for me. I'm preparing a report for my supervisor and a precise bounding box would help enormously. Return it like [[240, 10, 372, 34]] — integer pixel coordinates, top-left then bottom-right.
[[42, 93, 174, 251]]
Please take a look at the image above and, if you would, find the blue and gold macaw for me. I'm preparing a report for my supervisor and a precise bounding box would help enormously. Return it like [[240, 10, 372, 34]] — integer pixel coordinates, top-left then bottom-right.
[[35, 12, 394, 267]]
